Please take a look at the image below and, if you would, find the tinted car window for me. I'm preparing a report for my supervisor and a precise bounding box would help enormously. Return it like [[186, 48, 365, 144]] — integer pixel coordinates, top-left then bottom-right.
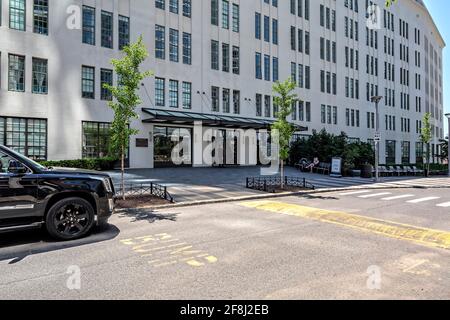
[[0, 151, 30, 174]]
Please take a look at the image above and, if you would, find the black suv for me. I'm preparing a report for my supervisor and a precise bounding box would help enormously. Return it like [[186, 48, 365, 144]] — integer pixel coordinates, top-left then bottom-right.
[[0, 145, 115, 240]]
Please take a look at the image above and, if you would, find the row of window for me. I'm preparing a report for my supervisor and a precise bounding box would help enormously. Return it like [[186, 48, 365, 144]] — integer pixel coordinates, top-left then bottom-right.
[[82, 6, 130, 50], [2, 53, 48, 94], [211, 0, 239, 32], [320, 5, 336, 32], [289, 0, 310, 20], [211, 41, 240, 74], [211, 87, 240, 114], [155, 26, 192, 64], [255, 13, 278, 45], [290, 27, 310, 54], [155, 0, 192, 18], [154, 78, 192, 109], [5, 0, 49, 35], [255, 54, 278, 82], [290, 63, 311, 89], [2, 115, 438, 164]]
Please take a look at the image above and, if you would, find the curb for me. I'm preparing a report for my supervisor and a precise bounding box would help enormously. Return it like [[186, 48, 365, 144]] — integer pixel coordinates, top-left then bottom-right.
[[114, 183, 450, 213]]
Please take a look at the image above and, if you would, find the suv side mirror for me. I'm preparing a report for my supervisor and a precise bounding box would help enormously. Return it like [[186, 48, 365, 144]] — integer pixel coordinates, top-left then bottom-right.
[[8, 160, 28, 175]]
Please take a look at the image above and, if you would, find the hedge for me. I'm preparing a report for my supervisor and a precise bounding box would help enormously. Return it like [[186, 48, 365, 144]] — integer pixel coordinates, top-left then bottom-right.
[[39, 157, 117, 171]]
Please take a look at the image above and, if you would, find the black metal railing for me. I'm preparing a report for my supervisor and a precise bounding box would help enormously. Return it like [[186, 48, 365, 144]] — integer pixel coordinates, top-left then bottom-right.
[[246, 176, 315, 192], [115, 183, 174, 203]]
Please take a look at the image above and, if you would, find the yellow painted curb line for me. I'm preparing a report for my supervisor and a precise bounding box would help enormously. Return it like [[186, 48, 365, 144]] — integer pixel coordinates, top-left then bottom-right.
[[240, 200, 450, 250]]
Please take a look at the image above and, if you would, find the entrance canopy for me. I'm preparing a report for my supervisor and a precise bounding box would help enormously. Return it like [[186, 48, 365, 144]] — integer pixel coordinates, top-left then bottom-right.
[[142, 108, 308, 131]]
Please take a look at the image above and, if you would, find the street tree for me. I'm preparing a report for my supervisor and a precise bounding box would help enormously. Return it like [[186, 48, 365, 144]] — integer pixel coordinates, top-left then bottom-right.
[[420, 112, 433, 177], [271, 78, 298, 189], [104, 36, 153, 199]]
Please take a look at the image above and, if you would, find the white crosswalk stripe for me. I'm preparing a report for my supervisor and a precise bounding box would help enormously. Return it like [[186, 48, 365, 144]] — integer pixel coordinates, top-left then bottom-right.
[[436, 202, 450, 208], [381, 194, 415, 201], [339, 190, 371, 196], [407, 197, 441, 204], [358, 192, 392, 198]]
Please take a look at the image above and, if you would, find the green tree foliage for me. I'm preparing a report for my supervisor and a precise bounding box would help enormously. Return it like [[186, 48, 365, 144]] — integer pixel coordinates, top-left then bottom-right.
[[420, 112, 433, 176], [271, 78, 298, 188], [103, 36, 152, 198], [290, 130, 374, 174], [385, 0, 397, 7]]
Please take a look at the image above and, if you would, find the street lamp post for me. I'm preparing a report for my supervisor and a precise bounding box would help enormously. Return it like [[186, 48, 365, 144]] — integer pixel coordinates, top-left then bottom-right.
[[445, 113, 450, 177], [371, 96, 383, 182]]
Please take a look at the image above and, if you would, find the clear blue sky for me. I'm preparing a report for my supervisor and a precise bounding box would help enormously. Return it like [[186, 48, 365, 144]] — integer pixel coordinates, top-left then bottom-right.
[[424, 0, 449, 135]]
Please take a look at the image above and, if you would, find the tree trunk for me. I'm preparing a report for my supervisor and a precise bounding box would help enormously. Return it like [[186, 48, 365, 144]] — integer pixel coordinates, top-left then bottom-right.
[[121, 144, 125, 200], [280, 160, 284, 189]]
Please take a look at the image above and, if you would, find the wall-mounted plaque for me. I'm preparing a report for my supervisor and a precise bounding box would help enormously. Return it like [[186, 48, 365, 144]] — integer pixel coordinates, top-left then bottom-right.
[[136, 138, 149, 148]]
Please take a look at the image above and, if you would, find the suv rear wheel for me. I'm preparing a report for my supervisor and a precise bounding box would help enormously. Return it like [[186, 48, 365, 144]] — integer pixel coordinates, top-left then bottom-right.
[[45, 197, 95, 240]]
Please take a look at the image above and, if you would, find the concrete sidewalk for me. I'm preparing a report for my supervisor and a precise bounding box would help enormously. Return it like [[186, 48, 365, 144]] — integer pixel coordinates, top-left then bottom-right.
[[107, 166, 450, 203]]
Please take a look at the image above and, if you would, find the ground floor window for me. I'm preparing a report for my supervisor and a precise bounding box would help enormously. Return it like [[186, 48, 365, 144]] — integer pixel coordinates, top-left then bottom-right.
[[0, 116, 47, 160], [415, 142, 424, 164], [82, 121, 111, 158], [385, 140, 396, 164], [401, 141, 410, 164], [154, 126, 192, 167]]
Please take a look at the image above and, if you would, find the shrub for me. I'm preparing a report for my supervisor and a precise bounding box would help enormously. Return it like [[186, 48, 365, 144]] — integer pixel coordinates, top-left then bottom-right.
[[39, 157, 118, 171], [290, 129, 374, 171]]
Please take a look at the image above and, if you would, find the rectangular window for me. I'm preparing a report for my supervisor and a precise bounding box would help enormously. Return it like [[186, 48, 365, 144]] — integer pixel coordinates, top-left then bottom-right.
[[255, 53, 262, 79], [212, 86, 220, 112], [100, 69, 113, 101], [0, 117, 48, 160], [169, 29, 179, 62], [10, 0, 26, 31], [155, 25, 166, 59], [222, 89, 230, 113], [82, 6, 96, 45], [272, 19, 278, 45], [155, 77, 165, 106], [264, 16, 270, 42], [211, 40, 219, 70], [232, 4, 239, 32], [264, 55, 270, 81], [119, 16, 130, 50], [32, 58, 48, 94], [182, 32, 192, 65], [232, 46, 240, 75], [33, 0, 49, 35], [82, 121, 111, 159], [264, 95, 271, 118], [256, 94, 262, 117], [156, 0, 165, 10], [169, 0, 179, 14], [8, 54, 25, 92], [255, 13, 261, 39], [81, 66, 95, 99], [169, 80, 179, 108], [222, 0, 229, 29], [101, 11, 113, 49], [233, 90, 240, 114], [222, 43, 230, 72], [183, 0, 192, 17], [273, 57, 279, 82], [182, 82, 192, 109], [211, 0, 219, 25]]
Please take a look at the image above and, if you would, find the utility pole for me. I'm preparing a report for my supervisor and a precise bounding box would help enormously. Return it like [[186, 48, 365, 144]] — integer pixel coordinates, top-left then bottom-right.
[[371, 96, 383, 182]]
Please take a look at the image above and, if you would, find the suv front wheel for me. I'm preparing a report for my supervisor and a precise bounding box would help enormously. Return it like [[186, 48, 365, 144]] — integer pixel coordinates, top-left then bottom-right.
[[45, 197, 95, 240]]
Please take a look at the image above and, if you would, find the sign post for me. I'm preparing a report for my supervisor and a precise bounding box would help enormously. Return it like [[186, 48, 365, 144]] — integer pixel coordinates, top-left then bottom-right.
[[330, 157, 342, 178]]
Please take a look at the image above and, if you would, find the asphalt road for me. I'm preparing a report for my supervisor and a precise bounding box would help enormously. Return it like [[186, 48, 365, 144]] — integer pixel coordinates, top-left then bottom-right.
[[1, 188, 449, 300]]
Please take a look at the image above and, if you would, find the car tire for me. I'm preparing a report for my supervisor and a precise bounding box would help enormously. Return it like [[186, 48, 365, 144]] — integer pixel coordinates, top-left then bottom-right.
[[45, 197, 95, 241]]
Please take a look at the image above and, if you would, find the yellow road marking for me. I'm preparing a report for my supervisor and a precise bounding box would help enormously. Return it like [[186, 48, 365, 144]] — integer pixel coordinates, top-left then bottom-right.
[[240, 200, 450, 250]]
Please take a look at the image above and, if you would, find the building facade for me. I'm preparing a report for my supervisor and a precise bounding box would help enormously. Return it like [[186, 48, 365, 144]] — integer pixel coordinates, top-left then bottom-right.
[[0, 0, 445, 168]]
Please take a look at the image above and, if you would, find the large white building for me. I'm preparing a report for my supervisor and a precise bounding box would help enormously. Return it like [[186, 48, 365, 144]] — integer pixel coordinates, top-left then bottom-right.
[[0, 0, 445, 168]]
